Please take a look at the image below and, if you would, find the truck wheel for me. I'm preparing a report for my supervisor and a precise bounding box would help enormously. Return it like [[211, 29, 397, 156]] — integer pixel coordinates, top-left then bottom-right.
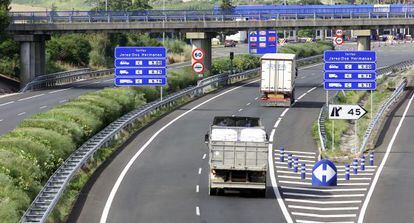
[[209, 188, 217, 196]]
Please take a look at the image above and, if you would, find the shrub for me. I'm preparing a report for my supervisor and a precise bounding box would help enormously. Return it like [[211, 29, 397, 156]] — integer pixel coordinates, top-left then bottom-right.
[[47, 34, 92, 66], [0, 173, 30, 223]]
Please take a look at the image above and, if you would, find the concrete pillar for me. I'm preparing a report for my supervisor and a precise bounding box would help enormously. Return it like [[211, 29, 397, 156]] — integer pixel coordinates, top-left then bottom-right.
[[353, 30, 371, 51], [14, 34, 49, 88], [322, 29, 327, 41], [186, 32, 212, 74], [293, 29, 298, 42]]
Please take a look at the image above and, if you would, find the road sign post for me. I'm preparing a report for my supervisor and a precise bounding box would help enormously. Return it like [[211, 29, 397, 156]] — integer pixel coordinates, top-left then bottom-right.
[[312, 159, 337, 187]]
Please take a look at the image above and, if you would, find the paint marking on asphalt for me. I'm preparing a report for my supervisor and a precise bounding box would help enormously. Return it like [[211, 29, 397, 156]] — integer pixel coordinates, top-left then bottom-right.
[[274, 118, 282, 128], [307, 87, 317, 93], [17, 94, 45, 101], [0, 119, 3, 122], [39, 105, 48, 109], [59, 99, 67, 103], [278, 175, 302, 180], [231, 114, 235, 117], [285, 198, 362, 204], [338, 178, 371, 181], [202, 154, 207, 160], [292, 212, 356, 218], [49, 88, 72, 94], [198, 168, 202, 175], [279, 180, 311, 185], [358, 90, 414, 223], [297, 93, 307, 100], [196, 185, 199, 193], [280, 108, 289, 117], [0, 101, 15, 107], [283, 192, 365, 198], [275, 160, 314, 165], [296, 220, 355, 223], [246, 102, 251, 106], [269, 129, 276, 142], [288, 205, 359, 211], [17, 112, 26, 116], [338, 183, 370, 186], [103, 79, 113, 83], [0, 93, 19, 99], [281, 186, 367, 192], [283, 150, 316, 155], [238, 108, 243, 112], [196, 206, 200, 216], [100, 79, 259, 223], [254, 97, 259, 100], [337, 172, 373, 176], [276, 154, 315, 159]]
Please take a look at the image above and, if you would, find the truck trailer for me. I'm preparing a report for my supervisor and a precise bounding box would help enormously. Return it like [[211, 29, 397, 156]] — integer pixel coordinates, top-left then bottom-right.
[[205, 116, 269, 196], [258, 53, 298, 107]]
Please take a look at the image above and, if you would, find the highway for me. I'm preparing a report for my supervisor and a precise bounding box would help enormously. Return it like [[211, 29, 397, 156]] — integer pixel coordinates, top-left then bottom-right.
[[0, 44, 247, 136], [69, 43, 414, 223]]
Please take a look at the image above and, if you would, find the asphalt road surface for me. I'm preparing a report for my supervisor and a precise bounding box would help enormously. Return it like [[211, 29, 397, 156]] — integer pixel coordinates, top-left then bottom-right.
[[70, 43, 414, 223], [0, 44, 248, 136]]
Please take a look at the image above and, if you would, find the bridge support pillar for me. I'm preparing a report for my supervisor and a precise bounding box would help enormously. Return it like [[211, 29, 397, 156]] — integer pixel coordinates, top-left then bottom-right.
[[14, 34, 50, 88], [354, 30, 371, 51], [186, 32, 212, 74]]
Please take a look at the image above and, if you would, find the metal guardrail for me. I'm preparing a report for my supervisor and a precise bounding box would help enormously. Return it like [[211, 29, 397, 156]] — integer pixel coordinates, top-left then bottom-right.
[[21, 68, 114, 92], [20, 55, 320, 223], [317, 105, 327, 151]]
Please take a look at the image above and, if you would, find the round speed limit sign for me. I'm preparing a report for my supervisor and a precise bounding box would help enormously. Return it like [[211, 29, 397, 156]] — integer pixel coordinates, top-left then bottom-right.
[[192, 48, 205, 61], [333, 36, 344, 46], [335, 29, 343, 36], [192, 62, 205, 74]]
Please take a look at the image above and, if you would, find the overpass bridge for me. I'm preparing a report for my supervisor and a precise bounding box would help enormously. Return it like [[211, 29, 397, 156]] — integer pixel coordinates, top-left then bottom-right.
[[7, 8, 414, 88]]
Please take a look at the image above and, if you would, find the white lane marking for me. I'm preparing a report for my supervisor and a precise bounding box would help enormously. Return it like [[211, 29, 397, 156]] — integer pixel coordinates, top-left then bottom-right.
[[17, 94, 45, 101], [280, 108, 289, 117], [49, 88, 72, 94], [283, 192, 365, 198], [269, 129, 276, 142], [196, 206, 200, 216], [336, 166, 377, 169], [278, 175, 302, 179], [254, 97, 259, 100], [277, 170, 311, 174], [268, 144, 293, 223], [300, 76, 306, 79], [292, 212, 356, 218], [275, 160, 314, 164], [289, 205, 359, 211], [281, 186, 367, 192], [0, 119, 3, 122], [246, 102, 251, 106], [285, 198, 362, 204], [17, 112, 26, 116], [103, 79, 113, 83], [296, 220, 354, 223], [238, 108, 243, 112], [59, 99, 67, 103], [276, 154, 315, 159], [0, 93, 19, 99], [100, 80, 259, 223], [94, 80, 101, 84], [338, 178, 371, 181], [307, 87, 317, 93], [338, 183, 370, 186], [198, 168, 202, 175], [231, 114, 235, 117], [284, 150, 316, 155], [274, 118, 282, 128], [202, 154, 207, 160], [276, 165, 313, 170], [358, 91, 414, 223], [279, 180, 311, 185], [337, 172, 373, 176], [297, 93, 307, 100], [196, 185, 199, 193], [0, 101, 15, 107], [39, 105, 48, 109]]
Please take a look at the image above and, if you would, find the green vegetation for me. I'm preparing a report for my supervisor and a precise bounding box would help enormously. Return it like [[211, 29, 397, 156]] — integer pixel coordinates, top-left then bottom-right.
[[0, 0, 19, 78]]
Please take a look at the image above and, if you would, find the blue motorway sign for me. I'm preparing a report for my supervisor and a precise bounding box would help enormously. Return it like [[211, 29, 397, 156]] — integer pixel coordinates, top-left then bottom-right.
[[324, 51, 376, 62], [115, 59, 166, 67], [324, 81, 377, 90], [115, 68, 167, 76], [324, 72, 376, 81], [115, 47, 167, 59], [248, 30, 277, 54], [312, 159, 337, 187], [115, 76, 167, 86], [324, 62, 376, 71]]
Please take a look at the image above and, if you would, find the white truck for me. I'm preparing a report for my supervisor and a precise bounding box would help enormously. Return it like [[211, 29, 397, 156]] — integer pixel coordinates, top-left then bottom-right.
[[258, 53, 298, 107], [205, 116, 269, 196]]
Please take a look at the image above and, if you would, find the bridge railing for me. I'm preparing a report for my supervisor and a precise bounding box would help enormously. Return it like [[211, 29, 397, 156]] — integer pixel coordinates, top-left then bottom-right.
[[19, 54, 321, 223]]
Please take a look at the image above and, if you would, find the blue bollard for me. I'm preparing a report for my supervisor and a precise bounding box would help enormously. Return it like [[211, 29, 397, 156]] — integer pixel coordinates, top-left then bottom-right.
[[280, 146, 285, 162], [294, 158, 299, 173], [360, 155, 365, 171], [301, 163, 306, 180], [353, 158, 358, 175], [370, 152, 374, 166], [288, 153, 293, 168], [345, 163, 350, 180]]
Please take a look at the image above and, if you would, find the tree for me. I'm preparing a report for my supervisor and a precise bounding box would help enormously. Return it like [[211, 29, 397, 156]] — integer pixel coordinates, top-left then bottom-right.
[[297, 0, 323, 4], [220, 0, 234, 13], [89, 0, 152, 10], [0, 0, 11, 40]]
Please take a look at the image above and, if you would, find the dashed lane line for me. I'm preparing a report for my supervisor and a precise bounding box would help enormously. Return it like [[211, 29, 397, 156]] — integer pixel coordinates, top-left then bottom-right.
[[296, 220, 354, 223], [17, 112, 26, 116], [17, 94, 45, 102], [49, 88, 72, 94], [238, 108, 243, 112], [288, 205, 359, 211], [39, 105, 48, 109], [285, 199, 362, 205], [196, 185, 199, 193], [198, 168, 202, 175], [0, 119, 3, 122], [202, 154, 206, 160], [196, 206, 200, 216], [246, 102, 251, 106], [292, 212, 356, 218], [283, 192, 365, 198], [0, 101, 15, 107], [59, 99, 67, 103]]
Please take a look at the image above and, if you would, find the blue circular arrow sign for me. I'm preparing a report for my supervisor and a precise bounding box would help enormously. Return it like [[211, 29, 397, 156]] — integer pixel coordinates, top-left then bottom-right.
[[312, 159, 337, 187]]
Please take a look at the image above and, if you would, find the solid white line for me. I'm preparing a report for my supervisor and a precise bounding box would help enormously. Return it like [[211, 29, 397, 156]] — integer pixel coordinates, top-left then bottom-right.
[[17, 94, 44, 101], [276, 165, 313, 170], [0, 93, 19, 99], [358, 91, 414, 223], [0, 101, 14, 107], [284, 150, 316, 155], [289, 205, 359, 211], [276, 154, 315, 159], [338, 183, 369, 186], [338, 178, 371, 181], [285, 198, 362, 204], [297, 93, 307, 100], [202, 154, 207, 160], [269, 129, 276, 142], [281, 186, 367, 192], [292, 212, 356, 218], [296, 220, 354, 223], [49, 88, 72, 94], [278, 175, 302, 179], [17, 112, 26, 116], [277, 170, 311, 174], [100, 80, 259, 223], [307, 87, 317, 93], [269, 144, 293, 223], [198, 168, 202, 175], [196, 185, 199, 193], [196, 206, 200, 216], [238, 108, 243, 112], [39, 105, 48, 109], [279, 180, 311, 185], [275, 160, 314, 165], [337, 173, 373, 176], [283, 192, 365, 198], [274, 118, 282, 128], [280, 108, 289, 117]]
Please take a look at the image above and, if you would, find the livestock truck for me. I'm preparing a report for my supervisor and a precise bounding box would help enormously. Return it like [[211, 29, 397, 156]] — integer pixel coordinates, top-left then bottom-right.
[[258, 53, 298, 107], [205, 116, 269, 196]]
